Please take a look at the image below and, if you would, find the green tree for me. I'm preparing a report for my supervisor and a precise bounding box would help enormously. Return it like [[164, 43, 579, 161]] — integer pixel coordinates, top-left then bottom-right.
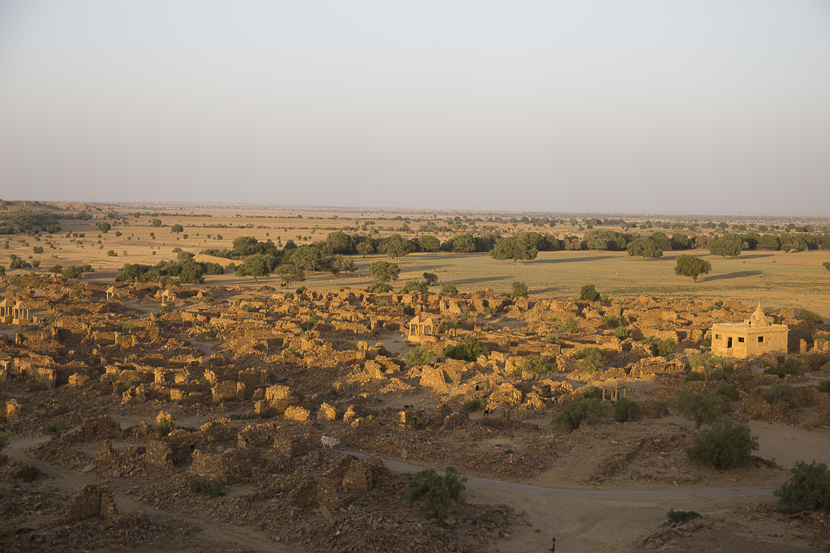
[[150, 218, 162, 227], [824, 261, 830, 272], [489, 235, 538, 263], [418, 235, 441, 252], [674, 255, 712, 282], [671, 233, 691, 249], [325, 231, 354, 254], [676, 390, 721, 428], [423, 272, 439, 286], [286, 245, 329, 272], [580, 284, 600, 302], [356, 242, 374, 258], [330, 255, 357, 277], [443, 336, 490, 361], [626, 237, 663, 260], [551, 398, 613, 431], [687, 351, 725, 381], [511, 281, 528, 298], [378, 234, 414, 260], [276, 264, 305, 286], [404, 467, 467, 522], [774, 461, 830, 510], [441, 284, 458, 294], [368, 260, 400, 283], [97, 222, 111, 233], [449, 234, 476, 253], [402, 280, 429, 293], [650, 231, 672, 251], [234, 254, 271, 284], [171, 224, 184, 233], [709, 233, 744, 258]]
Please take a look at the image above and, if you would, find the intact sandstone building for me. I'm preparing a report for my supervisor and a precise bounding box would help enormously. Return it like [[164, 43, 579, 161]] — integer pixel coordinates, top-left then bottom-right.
[[710, 303, 788, 359]]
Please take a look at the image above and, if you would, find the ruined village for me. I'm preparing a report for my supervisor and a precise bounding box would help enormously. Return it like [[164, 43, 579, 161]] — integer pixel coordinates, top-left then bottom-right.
[[3, 269, 830, 552]]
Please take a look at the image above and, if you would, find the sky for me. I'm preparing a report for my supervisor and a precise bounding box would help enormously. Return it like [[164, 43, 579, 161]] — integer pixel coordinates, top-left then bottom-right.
[[1, 1, 829, 214]]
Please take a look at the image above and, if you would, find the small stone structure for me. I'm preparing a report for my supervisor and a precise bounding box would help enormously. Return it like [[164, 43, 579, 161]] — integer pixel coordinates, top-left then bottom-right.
[[710, 303, 788, 359], [12, 300, 31, 324], [407, 316, 438, 336], [0, 298, 11, 323], [106, 286, 116, 300]]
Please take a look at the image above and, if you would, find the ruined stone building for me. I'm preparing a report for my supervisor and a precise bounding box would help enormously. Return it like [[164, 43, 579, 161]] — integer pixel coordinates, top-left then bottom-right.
[[710, 303, 788, 359]]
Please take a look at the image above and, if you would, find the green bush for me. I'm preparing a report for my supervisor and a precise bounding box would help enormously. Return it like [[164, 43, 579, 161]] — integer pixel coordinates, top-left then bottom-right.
[[675, 390, 721, 428], [642, 337, 676, 357], [41, 420, 68, 440], [404, 467, 467, 522], [819, 380, 830, 394], [614, 397, 643, 423], [404, 347, 432, 367], [613, 325, 629, 339], [367, 282, 393, 293], [812, 332, 830, 342], [687, 351, 726, 381], [229, 411, 256, 420], [542, 333, 559, 344], [156, 415, 173, 438], [117, 379, 140, 394], [442, 336, 490, 362], [17, 464, 40, 483], [581, 385, 603, 400], [716, 382, 740, 400], [600, 314, 621, 328], [760, 383, 803, 408], [573, 347, 604, 373], [510, 281, 528, 298], [513, 354, 553, 378], [402, 280, 429, 293], [441, 284, 459, 294], [666, 509, 701, 525], [436, 320, 458, 334], [763, 358, 803, 378], [189, 477, 225, 497], [773, 461, 830, 510], [579, 284, 600, 302], [463, 399, 486, 413], [551, 399, 613, 432], [554, 318, 579, 334], [797, 309, 824, 323], [240, 303, 257, 312], [481, 323, 495, 332], [686, 419, 758, 469]]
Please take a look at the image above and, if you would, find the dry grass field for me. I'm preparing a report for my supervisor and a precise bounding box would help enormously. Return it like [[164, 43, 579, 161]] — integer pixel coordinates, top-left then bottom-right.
[[3, 205, 830, 319]]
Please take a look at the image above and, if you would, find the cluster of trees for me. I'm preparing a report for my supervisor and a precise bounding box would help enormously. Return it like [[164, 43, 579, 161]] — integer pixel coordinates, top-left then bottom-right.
[[115, 251, 223, 285]]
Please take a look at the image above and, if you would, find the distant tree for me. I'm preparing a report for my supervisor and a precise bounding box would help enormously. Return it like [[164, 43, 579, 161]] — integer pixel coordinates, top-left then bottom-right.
[[441, 284, 458, 294], [511, 281, 528, 298], [97, 222, 111, 233], [234, 254, 271, 284], [402, 280, 429, 293], [276, 264, 305, 286], [449, 234, 476, 253], [356, 242, 374, 258], [709, 233, 744, 258], [489, 235, 538, 263], [404, 467, 467, 522], [150, 218, 162, 227], [671, 233, 691, 249], [286, 245, 329, 271], [330, 255, 357, 277], [418, 235, 441, 252], [824, 261, 830, 272], [325, 231, 354, 254], [757, 234, 781, 250], [650, 231, 672, 251], [171, 224, 184, 234], [580, 284, 601, 302], [423, 272, 439, 286], [0, 266, 5, 277], [674, 254, 712, 282], [626, 237, 663, 260], [368, 260, 400, 283], [378, 234, 415, 260]]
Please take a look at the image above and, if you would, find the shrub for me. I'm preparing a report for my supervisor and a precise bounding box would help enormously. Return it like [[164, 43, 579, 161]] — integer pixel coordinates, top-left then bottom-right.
[[551, 399, 613, 431], [62, 265, 83, 279], [581, 385, 603, 400], [542, 333, 559, 344], [614, 397, 643, 422], [367, 282, 393, 293], [441, 284, 459, 294], [156, 412, 174, 438], [687, 351, 726, 381], [763, 358, 803, 378], [642, 337, 676, 357], [41, 420, 68, 440], [579, 284, 600, 302], [229, 411, 256, 420], [675, 390, 721, 428], [813, 332, 830, 342], [436, 320, 458, 334], [716, 382, 740, 400], [0, 429, 8, 451], [600, 314, 621, 328], [513, 354, 553, 378], [797, 309, 824, 323], [117, 379, 140, 394], [573, 347, 604, 373], [443, 336, 490, 362], [773, 461, 830, 510], [463, 399, 486, 413], [189, 477, 225, 497], [666, 509, 701, 525], [820, 380, 830, 394], [17, 464, 40, 483], [687, 419, 758, 469], [423, 272, 439, 286], [483, 306, 497, 316], [404, 347, 432, 367], [554, 318, 578, 334], [760, 383, 803, 408], [613, 325, 629, 339], [404, 467, 467, 522], [510, 281, 528, 298], [402, 280, 429, 293], [482, 324, 495, 332]]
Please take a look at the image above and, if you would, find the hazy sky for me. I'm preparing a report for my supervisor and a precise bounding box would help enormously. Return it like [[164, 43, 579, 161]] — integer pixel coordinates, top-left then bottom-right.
[[1, 1, 829, 214]]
